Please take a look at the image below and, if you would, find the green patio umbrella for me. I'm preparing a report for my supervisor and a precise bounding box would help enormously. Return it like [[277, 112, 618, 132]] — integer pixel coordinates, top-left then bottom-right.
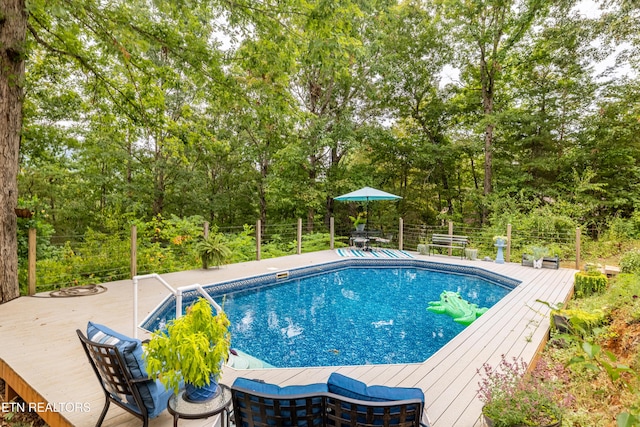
[[334, 186, 402, 233]]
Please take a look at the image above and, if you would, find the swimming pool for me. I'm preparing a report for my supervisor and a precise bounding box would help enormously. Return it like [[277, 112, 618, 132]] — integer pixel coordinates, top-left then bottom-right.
[[141, 259, 520, 368]]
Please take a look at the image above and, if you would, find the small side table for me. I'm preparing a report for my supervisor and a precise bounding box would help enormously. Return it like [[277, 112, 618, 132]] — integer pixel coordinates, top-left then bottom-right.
[[167, 384, 232, 427]]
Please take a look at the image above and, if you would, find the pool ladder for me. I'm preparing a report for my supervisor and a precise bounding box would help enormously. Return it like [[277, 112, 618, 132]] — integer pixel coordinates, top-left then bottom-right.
[[132, 273, 223, 339]]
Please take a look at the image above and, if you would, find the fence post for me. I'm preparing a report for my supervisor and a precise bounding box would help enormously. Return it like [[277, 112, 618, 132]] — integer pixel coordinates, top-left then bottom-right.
[[130, 225, 137, 278], [576, 227, 581, 270], [297, 218, 303, 255], [399, 218, 404, 250], [330, 217, 335, 249], [201, 222, 210, 269], [28, 228, 36, 296], [256, 220, 262, 261], [448, 221, 453, 256], [506, 224, 512, 263]]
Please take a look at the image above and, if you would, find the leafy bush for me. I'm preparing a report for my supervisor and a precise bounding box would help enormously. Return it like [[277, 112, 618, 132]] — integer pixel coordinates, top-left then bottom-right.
[[605, 217, 640, 241], [226, 225, 257, 262], [620, 249, 640, 274], [552, 308, 607, 336], [301, 232, 346, 252], [574, 271, 608, 298]]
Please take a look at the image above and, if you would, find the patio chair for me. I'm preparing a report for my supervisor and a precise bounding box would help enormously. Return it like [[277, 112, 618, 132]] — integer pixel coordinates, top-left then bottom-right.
[[77, 323, 172, 427], [231, 373, 430, 427]]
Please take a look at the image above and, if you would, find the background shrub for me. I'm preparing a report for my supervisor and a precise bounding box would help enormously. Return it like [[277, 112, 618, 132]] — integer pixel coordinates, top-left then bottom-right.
[[574, 271, 608, 298], [620, 249, 640, 274]]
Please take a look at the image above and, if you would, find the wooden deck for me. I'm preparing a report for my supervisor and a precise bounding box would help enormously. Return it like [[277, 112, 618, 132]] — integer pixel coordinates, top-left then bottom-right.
[[0, 251, 575, 427]]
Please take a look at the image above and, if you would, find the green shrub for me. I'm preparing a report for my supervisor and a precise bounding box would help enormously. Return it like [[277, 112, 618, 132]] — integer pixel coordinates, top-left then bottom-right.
[[574, 271, 608, 298], [551, 308, 606, 336], [606, 217, 640, 240], [620, 249, 640, 274]]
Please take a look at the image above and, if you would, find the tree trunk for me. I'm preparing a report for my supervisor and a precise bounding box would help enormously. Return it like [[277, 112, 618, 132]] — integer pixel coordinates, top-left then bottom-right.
[[0, 0, 27, 303], [481, 58, 494, 197], [480, 54, 495, 224]]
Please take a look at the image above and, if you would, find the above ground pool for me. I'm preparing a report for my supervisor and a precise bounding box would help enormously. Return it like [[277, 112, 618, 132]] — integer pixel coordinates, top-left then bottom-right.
[[141, 259, 520, 368]]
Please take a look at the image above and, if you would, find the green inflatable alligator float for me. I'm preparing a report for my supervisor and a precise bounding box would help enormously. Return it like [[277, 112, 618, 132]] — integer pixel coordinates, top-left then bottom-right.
[[427, 291, 488, 326]]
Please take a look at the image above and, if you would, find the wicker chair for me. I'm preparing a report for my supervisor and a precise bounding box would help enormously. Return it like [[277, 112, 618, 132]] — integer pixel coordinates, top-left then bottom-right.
[[77, 328, 170, 427]]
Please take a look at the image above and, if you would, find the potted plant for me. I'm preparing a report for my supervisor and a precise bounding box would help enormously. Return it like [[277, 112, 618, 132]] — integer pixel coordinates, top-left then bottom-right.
[[144, 298, 231, 402], [349, 212, 367, 231], [525, 246, 550, 268], [465, 247, 478, 260], [196, 233, 231, 269], [477, 355, 564, 427]]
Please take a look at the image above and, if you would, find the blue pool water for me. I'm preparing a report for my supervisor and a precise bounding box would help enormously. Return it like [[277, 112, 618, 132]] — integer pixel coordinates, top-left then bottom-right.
[[215, 267, 510, 368]]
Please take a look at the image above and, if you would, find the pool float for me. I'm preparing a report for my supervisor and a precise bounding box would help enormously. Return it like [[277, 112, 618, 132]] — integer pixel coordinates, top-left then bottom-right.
[[427, 291, 488, 326]]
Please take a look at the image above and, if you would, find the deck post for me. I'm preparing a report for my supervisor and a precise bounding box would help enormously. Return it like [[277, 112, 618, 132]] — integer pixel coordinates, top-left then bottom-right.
[[398, 218, 403, 250], [448, 221, 453, 257], [330, 217, 335, 249], [576, 227, 581, 270], [28, 228, 36, 296], [506, 224, 512, 263], [256, 220, 262, 261], [130, 225, 137, 278], [297, 218, 302, 254]]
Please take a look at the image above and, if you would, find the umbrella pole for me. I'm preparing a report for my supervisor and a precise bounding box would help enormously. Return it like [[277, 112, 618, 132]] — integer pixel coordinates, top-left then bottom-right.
[[365, 198, 369, 246]]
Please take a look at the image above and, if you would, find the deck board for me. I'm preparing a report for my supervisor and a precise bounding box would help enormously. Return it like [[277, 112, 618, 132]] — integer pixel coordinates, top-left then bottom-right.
[[0, 251, 575, 427]]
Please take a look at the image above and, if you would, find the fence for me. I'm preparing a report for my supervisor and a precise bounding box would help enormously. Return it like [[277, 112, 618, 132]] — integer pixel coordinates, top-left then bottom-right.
[[21, 219, 583, 295]]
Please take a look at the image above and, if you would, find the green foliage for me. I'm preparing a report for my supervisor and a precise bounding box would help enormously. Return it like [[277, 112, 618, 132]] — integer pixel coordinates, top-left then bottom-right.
[[574, 271, 608, 298], [485, 197, 577, 261], [618, 412, 640, 427], [552, 308, 606, 337], [301, 232, 346, 253], [621, 249, 640, 274], [606, 217, 640, 241], [225, 225, 257, 263], [524, 245, 549, 261], [16, 196, 57, 262], [349, 212, 366, 227], [197, 234, 231, 269], [566, 341, 636, 390], [29, 233, 132, 292], [144, 298, 231, 394]]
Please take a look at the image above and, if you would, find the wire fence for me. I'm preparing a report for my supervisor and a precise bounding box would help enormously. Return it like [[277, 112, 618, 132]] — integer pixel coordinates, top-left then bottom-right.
[[20, 218, 580, 294]]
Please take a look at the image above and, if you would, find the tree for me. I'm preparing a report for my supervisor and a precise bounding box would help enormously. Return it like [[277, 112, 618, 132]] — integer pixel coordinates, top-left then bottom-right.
[[0, 0, 277, 303], [496, 1, 598, 197], [437, 0, 549, 220], [367, 1, 455, 218], [290, 0, 377, 230], [0, 0, 28, 303]]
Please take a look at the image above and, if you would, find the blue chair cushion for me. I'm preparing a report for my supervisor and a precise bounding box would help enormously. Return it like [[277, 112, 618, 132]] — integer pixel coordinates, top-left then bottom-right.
[[232, 377, 328, 395], [328, 373, 428, 426], [232, 378, 327, 427], [327, 372, 424, 403], [86, 322, 169, 418]]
